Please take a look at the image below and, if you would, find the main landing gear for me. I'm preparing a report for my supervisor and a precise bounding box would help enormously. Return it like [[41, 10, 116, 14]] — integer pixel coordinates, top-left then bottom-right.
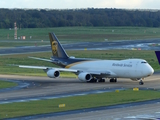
[[110, 78, 117, 83], [87, 78, 105, 83], [99, 78, 105, 83]]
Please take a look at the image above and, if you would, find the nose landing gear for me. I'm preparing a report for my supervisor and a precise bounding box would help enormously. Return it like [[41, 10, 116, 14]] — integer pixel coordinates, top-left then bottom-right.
[[139, 80, 144, 85], [139, 78, 144, 85]]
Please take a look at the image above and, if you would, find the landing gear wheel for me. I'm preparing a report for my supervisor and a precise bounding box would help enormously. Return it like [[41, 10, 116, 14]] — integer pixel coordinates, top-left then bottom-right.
[[114, 78, 117, 83], [99, 79, 105, 83], [139, 81, 144, 85], [110, 78, 117, 83], [110, 79, 114, 82]]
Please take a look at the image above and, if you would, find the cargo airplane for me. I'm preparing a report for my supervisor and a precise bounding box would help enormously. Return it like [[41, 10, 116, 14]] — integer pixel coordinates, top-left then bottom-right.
[[17, 33, 154, 85]]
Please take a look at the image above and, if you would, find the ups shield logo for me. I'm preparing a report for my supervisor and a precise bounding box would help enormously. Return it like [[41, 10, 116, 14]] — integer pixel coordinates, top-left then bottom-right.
[[52, 41, 58, 55]]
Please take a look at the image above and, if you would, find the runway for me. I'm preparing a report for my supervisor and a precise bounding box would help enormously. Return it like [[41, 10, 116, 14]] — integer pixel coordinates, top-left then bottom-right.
[[0, 73, 160, 120], [0, 38, 160, 55]]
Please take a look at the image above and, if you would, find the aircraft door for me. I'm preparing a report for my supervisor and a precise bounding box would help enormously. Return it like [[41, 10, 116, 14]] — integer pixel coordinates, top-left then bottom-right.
[[133, 61, 141, 77], [129, 61, 138, 78]]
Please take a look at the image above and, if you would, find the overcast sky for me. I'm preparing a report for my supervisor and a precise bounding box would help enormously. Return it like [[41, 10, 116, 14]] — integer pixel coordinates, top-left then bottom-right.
[[0, 0, 160, 9]]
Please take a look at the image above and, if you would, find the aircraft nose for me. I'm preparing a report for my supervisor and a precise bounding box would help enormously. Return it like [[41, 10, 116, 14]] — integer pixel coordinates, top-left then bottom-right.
[[148, 66, 154, 76]]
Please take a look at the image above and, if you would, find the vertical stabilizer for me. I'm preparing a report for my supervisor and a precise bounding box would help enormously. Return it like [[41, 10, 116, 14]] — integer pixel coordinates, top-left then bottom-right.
[[155, 51, 160, 65], [49, 33, 69, 59]]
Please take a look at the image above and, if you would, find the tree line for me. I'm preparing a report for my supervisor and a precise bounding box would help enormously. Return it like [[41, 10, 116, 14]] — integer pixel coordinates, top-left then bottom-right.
[[0, 8, 160, 28]]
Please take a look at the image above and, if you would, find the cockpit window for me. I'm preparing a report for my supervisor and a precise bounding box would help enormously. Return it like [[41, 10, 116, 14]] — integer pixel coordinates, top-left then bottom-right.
[[141, 61, 147, 63]]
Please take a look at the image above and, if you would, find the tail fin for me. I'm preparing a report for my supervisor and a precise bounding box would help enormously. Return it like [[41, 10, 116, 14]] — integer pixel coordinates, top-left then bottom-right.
[[155, 51, 160, 65], [49, 33, 69, 59]]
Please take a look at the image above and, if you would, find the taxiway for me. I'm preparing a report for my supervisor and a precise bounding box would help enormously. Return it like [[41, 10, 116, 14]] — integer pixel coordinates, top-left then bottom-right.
[[0, 38, 160, 55]]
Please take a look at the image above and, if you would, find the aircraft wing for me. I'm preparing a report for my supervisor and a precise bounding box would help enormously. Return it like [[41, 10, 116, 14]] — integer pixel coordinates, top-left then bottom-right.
[[18, 65, 78, 72]]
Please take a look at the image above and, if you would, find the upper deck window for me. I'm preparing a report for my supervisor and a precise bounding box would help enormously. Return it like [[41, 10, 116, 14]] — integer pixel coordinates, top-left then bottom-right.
[[141, 61, 147, 63]]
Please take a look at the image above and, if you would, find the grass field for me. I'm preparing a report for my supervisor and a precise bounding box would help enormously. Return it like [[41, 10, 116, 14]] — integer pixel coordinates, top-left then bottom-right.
[[0, 50, 159, 77], [0, 27, 160, 47], [0, 80, 17, 89], [0, 89, 160, 119]]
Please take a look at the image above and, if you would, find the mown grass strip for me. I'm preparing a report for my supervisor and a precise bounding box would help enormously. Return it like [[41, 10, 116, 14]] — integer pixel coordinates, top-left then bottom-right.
[[0, 90, 160, 119], [1, 27, 160, 41], [0, 80, 17, 89]]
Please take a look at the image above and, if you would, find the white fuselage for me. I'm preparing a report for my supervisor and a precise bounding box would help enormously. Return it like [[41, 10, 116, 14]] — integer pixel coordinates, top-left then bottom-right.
[[69, 59, 154, 79]]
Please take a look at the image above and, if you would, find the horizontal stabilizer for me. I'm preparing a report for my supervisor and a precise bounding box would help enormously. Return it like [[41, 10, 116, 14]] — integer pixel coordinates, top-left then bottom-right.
[[155, 51, 160, 65]]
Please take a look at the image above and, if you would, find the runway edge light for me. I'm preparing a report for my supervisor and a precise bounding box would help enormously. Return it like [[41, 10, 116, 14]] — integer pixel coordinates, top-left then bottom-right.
[[133, 88, 139, 91], [59, 104, 66, 108], [84, 48, 87, 50], [115, 90, 119, 93]]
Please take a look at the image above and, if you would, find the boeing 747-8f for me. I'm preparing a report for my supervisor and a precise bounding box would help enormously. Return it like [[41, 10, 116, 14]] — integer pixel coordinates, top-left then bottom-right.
[[17, 33, 154, 85]]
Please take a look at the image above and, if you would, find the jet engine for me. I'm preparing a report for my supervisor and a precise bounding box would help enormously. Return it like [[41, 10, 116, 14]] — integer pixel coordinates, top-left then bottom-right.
[[78, 72, 92, 82], [47, 69, 60, 78]]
